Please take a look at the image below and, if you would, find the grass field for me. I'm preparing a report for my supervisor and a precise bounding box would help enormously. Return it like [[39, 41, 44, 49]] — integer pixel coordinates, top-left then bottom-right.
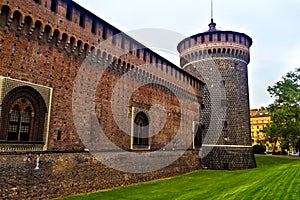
[[62, 155, 300, 200]]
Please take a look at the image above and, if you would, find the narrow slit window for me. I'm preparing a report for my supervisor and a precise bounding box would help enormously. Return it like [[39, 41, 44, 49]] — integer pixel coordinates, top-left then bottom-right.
[[66, 4, 72, 20], [79, 13, 85, 28], [50, 0, 58, 12]]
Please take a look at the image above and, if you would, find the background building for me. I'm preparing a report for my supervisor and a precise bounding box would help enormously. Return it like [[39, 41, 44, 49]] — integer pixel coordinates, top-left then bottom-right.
[[250, 109, 271, 146]]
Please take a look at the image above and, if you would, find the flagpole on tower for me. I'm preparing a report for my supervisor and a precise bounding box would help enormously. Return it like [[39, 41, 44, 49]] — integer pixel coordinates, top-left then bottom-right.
[[211, 0, 214, 22], [208, 0, 216, 31]]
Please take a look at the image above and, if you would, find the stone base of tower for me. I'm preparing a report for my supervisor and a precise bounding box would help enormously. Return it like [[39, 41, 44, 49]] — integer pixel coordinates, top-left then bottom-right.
[[200, 146, 257, 170]]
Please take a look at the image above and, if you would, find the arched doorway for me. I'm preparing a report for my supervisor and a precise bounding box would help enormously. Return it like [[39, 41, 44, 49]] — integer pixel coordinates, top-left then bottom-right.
[[133, 112, 149, 148]]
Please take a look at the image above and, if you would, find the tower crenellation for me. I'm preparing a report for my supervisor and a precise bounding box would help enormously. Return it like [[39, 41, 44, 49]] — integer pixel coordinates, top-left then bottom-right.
[[178, 22, 252, 67]]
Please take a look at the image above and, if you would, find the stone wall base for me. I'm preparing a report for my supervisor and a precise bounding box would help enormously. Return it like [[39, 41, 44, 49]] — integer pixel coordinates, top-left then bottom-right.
[[0, 150, 201, 199]]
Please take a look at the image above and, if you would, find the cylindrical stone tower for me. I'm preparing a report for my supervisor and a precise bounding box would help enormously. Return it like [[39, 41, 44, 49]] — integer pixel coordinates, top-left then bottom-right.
[[178, 19, 256, 169]]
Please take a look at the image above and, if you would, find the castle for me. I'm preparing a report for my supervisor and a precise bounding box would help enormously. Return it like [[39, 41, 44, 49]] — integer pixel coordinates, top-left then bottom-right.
[[0, 0, 256, 198]]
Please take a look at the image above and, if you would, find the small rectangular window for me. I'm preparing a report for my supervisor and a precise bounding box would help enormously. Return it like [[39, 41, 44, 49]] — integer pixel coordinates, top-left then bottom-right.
[[223, 121, 228, 129], [57, 130, 62, 141], [201, 104, 205, 110]]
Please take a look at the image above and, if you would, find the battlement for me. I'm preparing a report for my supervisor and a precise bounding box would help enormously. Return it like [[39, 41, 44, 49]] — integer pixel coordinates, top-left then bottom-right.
[[177, 30, 252, 67], [178, 30, 252, 52], [0, 0, 203, 87]]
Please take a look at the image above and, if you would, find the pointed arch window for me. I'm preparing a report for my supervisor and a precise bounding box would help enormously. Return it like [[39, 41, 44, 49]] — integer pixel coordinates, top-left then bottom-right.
[[133, 112, 149, 148], [7, 98, 34, 141]]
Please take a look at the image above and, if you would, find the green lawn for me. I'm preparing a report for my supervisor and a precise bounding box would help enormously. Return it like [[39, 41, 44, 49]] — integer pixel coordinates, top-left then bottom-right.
[[61, 155, 300, 200]]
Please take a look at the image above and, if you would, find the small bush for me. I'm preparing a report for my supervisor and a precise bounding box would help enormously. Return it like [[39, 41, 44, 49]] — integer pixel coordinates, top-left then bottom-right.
[[253, 145, 266, 154]]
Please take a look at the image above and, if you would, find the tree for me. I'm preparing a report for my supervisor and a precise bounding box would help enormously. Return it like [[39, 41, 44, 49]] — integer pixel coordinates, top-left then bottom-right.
[[259, 106, 266, 111], [264, 68, 300, 153]]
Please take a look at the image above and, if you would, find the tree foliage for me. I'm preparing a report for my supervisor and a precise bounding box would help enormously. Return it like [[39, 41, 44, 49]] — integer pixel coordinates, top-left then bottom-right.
[[264, 68, 300, 152]]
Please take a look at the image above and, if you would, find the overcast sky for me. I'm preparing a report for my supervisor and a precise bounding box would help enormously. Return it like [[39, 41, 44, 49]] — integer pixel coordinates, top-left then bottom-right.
[[73, 0, 300, 109]]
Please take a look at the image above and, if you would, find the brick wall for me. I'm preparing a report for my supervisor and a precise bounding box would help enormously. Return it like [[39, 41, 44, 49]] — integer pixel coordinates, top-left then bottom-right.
[[0, 0, 203, 151], [0, 0, 204, 198]]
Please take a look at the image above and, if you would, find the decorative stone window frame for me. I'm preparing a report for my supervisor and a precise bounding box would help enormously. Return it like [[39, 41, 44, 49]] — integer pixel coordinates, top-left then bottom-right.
[[0, 76, 52, 152], [130, 107, 151, 150]]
